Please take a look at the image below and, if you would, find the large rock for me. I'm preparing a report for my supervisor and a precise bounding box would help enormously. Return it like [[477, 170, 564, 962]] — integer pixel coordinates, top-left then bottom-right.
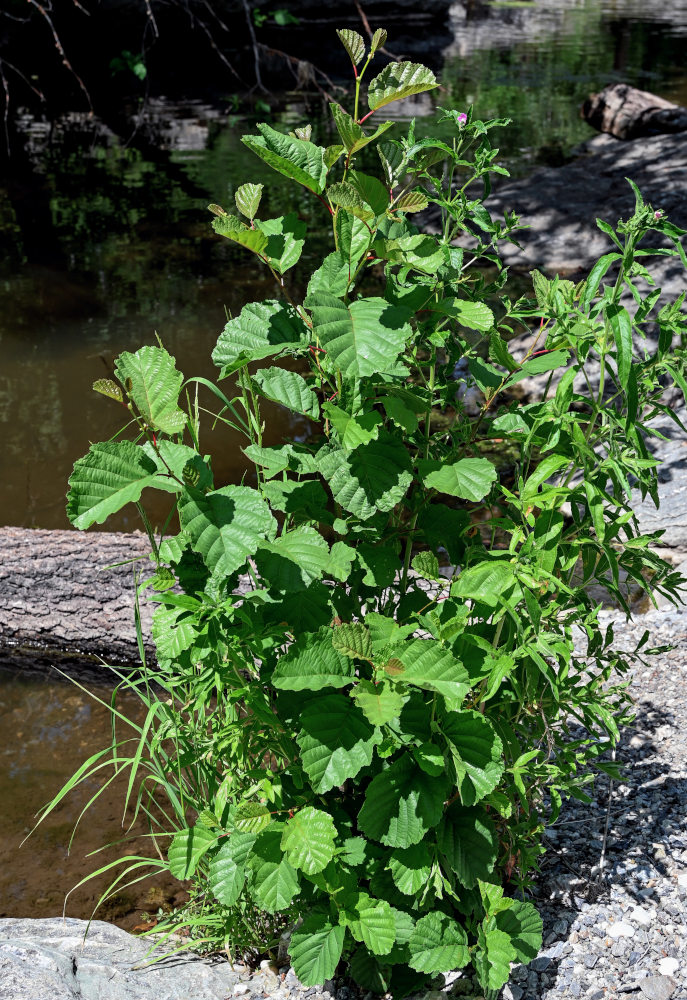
[[0, 918, 242, 1000]]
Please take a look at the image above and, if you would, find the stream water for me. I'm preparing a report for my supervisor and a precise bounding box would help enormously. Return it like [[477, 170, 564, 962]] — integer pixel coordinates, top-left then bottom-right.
[[1, 0, 687, 929]]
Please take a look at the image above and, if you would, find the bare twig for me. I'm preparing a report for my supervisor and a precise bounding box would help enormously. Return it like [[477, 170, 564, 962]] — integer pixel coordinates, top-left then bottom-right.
[[26, 0, 92, 111], [597, 747, 616, 884], [240, 0, 267, 93], [257, 44, 344, 101], [354, 0, 401, 61]]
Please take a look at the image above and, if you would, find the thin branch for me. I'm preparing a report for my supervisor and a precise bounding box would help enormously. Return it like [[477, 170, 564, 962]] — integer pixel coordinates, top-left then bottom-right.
[[26, 0, 92, 111], [256, 44, 344, 101], [240, 0, 267, 93], [354, 0, 402, 61], [142, 0, 159, 38]]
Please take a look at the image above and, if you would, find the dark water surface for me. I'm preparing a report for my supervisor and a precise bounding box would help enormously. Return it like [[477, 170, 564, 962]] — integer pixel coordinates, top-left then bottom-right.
[[1, 0, 687, 929]]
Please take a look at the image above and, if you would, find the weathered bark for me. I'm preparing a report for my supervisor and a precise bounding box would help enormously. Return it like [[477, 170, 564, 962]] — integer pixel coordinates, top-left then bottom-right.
[[0, 527, 154, 677], [582, 83, 687, 140]]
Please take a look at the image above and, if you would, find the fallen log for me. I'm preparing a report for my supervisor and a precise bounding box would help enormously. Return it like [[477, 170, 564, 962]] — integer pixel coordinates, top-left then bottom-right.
[[0, 527, 154, 678], [582, 83, 687, 140]]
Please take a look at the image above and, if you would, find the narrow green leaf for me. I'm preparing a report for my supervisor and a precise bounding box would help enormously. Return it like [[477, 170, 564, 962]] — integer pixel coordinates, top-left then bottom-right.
[[607, 302, 633, 388]]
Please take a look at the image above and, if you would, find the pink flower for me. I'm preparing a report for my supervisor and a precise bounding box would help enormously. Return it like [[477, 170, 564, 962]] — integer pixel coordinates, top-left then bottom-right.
[[457, 112, 468, 127]]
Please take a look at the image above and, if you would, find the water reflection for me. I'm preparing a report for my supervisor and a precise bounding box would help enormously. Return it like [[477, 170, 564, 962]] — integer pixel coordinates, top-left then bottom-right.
[[1, 0, 686, 531]]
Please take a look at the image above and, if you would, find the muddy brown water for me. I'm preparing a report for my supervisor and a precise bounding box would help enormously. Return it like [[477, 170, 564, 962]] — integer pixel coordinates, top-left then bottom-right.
[[2, 0, 687, 934], [0, 670, 185, 930]]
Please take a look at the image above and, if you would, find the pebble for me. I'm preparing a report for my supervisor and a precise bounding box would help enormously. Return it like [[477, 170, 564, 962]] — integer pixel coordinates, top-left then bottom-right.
[[608, 921, 635, 939], [658, 957, 680, 977]]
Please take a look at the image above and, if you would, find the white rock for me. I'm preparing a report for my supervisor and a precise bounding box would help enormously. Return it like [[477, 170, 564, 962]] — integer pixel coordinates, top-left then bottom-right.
[[676, 872, 687, 888], [608, 921, 635, 939], [233, 986, 249, 996], [631, 908, 655, 927], [658, 957, 680, 977]]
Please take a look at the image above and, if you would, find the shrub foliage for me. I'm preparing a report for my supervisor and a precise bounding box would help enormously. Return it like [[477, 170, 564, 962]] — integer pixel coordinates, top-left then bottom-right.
[[47, 28, 687, 997]]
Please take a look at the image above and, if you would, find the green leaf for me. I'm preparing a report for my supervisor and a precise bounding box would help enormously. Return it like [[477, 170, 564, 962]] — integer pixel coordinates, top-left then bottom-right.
[[349, 948, 392, 993], [383, 395, 418, 433], [341, 893, 396, 956], [297, 693, 381, 793], [272, 627, 356, 691], [235, 802, 272, 833], [168, 825, 218, 880], [255, 213, 306, 273], [367, 61, 438, 112], [422, 457, 497, 502], [580, 252, 622, 310], [388, 842, 433, 895], [67, 441, 169, 530], [474, 925, 515, 992], [357, 544, 402, 588], [290, 914, 345, 987], [210, 212, 269, 255], [253, 368, 320, 420], [378, 141, 405, 187], [323, 403, 383, 451], [495, 899, 543, 964], [281, 807, 337, 874], [114, 346, 186, 434], [242, 123, 327, 194], [417, 504, 469, 566], [329, 181, 374, 222], [248, 827, 300, 913], [389, 639, 470, 708], [337, 27, 366, 66], [330, 103, 394, 156], [437, 803, 498, 888], [435, 297, 495, 331], [324, 144, 345, 169], [93, 378, 123, 403], [451, 560, 517, 608], [318, 434, 413, 521], [332, 622, 373, 659], [607, 303, 633, 388], [212, 300, 310, 375], [370, 28, 387, 55], [441, 710, 504, 805], [407, 912, 469, 974], [413, 742, 445, 776], [307, 251, 352, 298], [235, 182, 263, 220], [509, 349, 570, 381], [358, 756, 450, 848], [327, 540, 356, 582], [411, 551, 440, 580], [260, 480, 329, 522], [208, 841, 247, 906], [305, 293, 411, 378], [395, 191, 429, 213], [257, 526, 331, 590], [179, 484, 276, 581], [352, 680, 405, 725]]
